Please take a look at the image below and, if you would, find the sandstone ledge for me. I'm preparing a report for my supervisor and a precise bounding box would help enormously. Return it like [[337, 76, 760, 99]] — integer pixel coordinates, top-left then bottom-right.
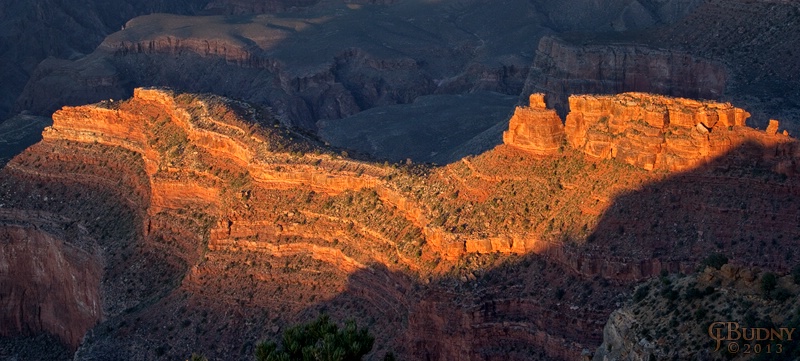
[[505, 92, 799, 173], [502, 94, 565, 156]]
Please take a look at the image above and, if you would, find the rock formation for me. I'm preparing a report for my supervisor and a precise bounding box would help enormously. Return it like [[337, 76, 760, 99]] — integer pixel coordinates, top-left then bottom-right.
[[0, 0, 211, 122], [521, 0, 800, 133], [10, 0, 701, 145], [503, 94, 565, 156], [1, 1, 799, 358], [14, 6, 534, 131], [506, 92, 800, 173]]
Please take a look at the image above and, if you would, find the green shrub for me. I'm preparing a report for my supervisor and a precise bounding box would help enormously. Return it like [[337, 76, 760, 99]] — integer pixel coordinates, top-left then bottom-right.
[[188, 353, 208, 361], [761, 272, 778, 297], [770, 287, 792, 302], [792, 265, 800, 284], [694, 307, 708, 321], [633, 285, 650, 303], [254, 314, 374, 361], [660, 285, 679, 301], [701, 253, 728, 270]]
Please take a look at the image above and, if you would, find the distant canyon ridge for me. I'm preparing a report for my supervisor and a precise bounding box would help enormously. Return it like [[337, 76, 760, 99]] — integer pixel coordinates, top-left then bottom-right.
[[3, 0, 800, 166]]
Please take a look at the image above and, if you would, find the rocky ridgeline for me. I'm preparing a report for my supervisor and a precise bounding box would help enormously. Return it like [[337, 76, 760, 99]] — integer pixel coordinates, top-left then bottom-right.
[[505, 92, 798, 172], [2, 87, 395, 352], [43, 88, 559, 262]]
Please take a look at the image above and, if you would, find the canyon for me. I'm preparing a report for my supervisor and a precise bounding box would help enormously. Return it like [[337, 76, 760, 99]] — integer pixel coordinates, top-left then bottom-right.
[[6, 0, 705, 124], [2, 1, 800, 360], [1, 0, 796, 186], [5, 0, 735, 166], [1, 88, 799, 360], [3, 0, 796, 173]]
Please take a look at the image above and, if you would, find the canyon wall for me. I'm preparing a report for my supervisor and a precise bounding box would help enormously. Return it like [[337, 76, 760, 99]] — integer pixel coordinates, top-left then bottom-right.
[[10, 88, 614, 359], [45, 88, 560, 262], [0, 0, 210, 123], [524, 36, 728, 116], [15, 9, 528, 132], [0, 212, 102, 349]]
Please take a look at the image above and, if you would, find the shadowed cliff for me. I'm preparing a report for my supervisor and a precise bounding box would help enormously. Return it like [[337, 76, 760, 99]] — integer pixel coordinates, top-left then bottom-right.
[[523, 0, 800, 131], [560, 138, 800, 282], [0, 0, 211, 122]]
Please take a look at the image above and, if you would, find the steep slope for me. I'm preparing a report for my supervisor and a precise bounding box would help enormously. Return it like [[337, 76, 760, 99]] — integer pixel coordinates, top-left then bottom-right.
[[0, 212, 102, 349], [2, 89, 799, 360], [594, 266, 800, 360]]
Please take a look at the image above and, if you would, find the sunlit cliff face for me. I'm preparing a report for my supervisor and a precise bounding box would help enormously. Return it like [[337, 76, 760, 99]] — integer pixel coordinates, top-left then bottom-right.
[[506, 93, 796, 173], [1, 88, 798, 360]]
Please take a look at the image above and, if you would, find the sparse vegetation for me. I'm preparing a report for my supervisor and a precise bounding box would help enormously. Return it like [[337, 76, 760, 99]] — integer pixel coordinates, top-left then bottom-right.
[[633, 284, 650, 303], [615, 267, 799, 360], [8, 80, 800, 361], [760, 272, 777, 296], [188, 353, 208, 361], [254, 314, 374, 361], [701, 253, 728, 270], [793, 264, 800, 284]]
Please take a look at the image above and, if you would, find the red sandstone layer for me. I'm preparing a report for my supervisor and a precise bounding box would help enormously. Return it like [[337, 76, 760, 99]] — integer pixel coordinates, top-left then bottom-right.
[[505, 92, 798, 173]]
